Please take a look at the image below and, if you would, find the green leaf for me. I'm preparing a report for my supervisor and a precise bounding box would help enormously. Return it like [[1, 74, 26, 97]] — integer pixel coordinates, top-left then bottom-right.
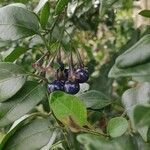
[[78, 90, 111, 109], [4, 47, 27, 62], [0, 4, 39, 41], [34, 0, 49, 13], [122, 82, 150, 141], [77, 134, 136, 150], [107, 117, 128, 138], [2, 118, 56, 150], [0, 81, 46, 127], [0, 114, 35, 149], [108, 62, 150, 78], [49, 91, 88, 128], [133, 105, 150, 127], [55, 0, 70, 15], [40, 2, 50, 29], [115, 34, 150, 69], [0, 62, 26, 102], [139, 10, 150, 18]]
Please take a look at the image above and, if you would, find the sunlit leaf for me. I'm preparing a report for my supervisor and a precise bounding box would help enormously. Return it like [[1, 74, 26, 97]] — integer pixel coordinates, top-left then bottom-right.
[[49, 91, 88, 131]]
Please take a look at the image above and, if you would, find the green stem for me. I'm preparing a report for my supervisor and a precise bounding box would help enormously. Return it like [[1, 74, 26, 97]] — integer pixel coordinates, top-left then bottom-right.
[[39, 34, 51, 54], [64, 30, 84, 67], [27, 73, 48, 82], [50, 140, 65, 149], [81, 128, 109, 137]]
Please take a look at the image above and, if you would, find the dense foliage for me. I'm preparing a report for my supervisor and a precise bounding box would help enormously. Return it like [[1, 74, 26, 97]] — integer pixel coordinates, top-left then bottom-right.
[[0, 0, 150, 149]]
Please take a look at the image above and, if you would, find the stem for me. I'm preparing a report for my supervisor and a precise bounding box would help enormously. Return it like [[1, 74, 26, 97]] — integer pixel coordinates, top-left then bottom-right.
[[64, 30, 84, 67], [27, 73, 48, 82], [81, 128, 109, 137], [50, 140, 65, 150], [121, 111, 127, 117], [67, 52, 74, 73], [31, 111, 51, 118], [39, 34, 51, 54], [63, 131, 72, 149]]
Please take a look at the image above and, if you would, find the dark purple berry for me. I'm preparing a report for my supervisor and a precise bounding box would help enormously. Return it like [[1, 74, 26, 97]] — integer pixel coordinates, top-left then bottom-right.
[[64, 81, 80, 94], [48, 80, 64, 93], [75, 68, 89, 83]]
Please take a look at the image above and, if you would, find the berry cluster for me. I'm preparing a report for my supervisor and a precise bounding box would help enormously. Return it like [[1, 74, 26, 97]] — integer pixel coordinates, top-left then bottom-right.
[[48, 67, 89, 94], [33, 49, 89, 95]]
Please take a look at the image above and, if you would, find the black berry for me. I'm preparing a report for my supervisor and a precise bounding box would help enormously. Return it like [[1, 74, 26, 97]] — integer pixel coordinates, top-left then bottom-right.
[[75, 68, 89, 83], [64, 81, 80, 94], [48, 80, 64, 93]]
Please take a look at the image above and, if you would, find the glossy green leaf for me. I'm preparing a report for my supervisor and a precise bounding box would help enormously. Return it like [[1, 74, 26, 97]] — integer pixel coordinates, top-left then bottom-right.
[[34, 0, 49, 13], [0, 62, 26, 102], [116, 34, 150, 69], [122, 82, 150, 141], [2, 118, 56, 150], [4, 47, 27, 62], [40, 2, 50, 29], [107, 117, 128, 137], [78, 90, 111, 109], [0, 81, 46, 127], [55, 0, 69, 15], [77, 134, 136, 150], [0, 4, 39, 41], [134, 105, 150, 127], [139, 10, 150, 18], [49, 91, 88, 127]]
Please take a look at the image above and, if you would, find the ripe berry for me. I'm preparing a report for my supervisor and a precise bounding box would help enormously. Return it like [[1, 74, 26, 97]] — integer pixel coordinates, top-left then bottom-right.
[[75, 68, 89, 83], [48, 80, 64, 93], [64, 81, 80, 94]]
